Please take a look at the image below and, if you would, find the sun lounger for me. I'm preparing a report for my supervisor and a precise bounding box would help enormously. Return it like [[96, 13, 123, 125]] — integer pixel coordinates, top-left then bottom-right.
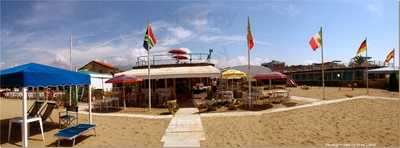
[[55, 123, 96, 146]]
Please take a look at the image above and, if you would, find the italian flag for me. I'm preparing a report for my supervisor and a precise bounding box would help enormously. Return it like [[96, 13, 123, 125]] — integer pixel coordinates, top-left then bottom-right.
[[309, 29, 322, 51]]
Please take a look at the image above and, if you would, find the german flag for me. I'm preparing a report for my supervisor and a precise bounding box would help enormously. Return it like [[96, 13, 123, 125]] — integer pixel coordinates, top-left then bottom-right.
[[384, 49, 395, 65], [143, 23, 157, 51], [356, 39, 367, 55]]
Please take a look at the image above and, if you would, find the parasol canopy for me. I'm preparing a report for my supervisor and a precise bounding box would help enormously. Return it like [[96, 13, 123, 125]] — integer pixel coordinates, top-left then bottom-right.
[[222, 69, 247, 79], [253, 72, 287, 80], [105, 75, 143, 84], [172, 54, 189, 60], [168, 48, 188, 54]]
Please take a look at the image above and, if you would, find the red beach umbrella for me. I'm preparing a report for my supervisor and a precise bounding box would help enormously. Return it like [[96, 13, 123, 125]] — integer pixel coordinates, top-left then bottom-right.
[[105, 75, 142, 110], [105, 75, 143, 84], [172, 54, 189, 60], [253, 72, 287, 80], [168, 48, 187, 54]]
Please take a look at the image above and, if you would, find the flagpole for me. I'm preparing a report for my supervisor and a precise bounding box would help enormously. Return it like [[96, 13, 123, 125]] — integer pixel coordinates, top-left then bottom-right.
[[247, 16, 253, 109], [148, 40, 152, 111], [366, 37, 369, 95], [69, 34, 72, 105], [394, 48, 396, 69], [247, 45, 252, 108], [320, 27, 326, 100], [398, 0, 400, 96]]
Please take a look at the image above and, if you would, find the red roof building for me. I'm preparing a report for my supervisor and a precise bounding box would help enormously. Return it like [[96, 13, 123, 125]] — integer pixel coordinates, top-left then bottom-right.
[[79, 60, 119, 74]]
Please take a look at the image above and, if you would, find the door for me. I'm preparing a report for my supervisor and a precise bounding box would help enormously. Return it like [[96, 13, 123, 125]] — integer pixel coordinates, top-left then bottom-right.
[[175, 78, 192, 106]]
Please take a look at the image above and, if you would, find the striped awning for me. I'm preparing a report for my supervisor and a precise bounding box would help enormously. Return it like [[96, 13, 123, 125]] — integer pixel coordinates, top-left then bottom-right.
[[117, 65, 220, 79]]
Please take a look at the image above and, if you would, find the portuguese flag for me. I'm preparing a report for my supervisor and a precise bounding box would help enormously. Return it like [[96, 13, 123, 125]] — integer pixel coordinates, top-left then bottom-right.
[[384, 49, 395, 64], [143, 23, 157, 51], [247, 17, 254, 50], [309, 28, 322, 51], [357, 39, 367, 55]]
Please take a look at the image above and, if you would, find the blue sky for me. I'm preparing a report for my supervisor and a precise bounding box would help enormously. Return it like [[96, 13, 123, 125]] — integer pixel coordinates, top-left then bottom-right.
[[1, 0, 398, 69]]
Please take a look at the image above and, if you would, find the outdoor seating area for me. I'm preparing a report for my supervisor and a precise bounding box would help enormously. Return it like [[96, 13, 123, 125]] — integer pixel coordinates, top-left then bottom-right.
[[187, 66, 292, 112], [93, 97, 120, 112], [0, 63, 95, 147]]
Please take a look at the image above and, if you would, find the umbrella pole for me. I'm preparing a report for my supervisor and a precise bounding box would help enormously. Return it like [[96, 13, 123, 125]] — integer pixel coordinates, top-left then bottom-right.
[[269, 80, 272, 90], [123, 86, 126, 110]]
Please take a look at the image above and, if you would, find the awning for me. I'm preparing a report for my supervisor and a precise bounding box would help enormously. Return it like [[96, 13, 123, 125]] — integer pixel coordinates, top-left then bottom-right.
[[0, 63, 90, 87], [368, 67, 398, 74], [117, 65, 220, 79], [253, 72, 287, 80]]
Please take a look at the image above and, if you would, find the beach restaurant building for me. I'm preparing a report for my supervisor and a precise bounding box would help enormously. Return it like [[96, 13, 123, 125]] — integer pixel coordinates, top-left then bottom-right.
[[285, 62, 384, 87], [116, 53, 220, 106]]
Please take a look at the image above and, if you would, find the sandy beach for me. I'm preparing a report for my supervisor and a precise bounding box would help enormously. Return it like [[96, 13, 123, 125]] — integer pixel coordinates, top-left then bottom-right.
[[201, 98, 400, 147], [1, 90, 400, 147], [289, 86, 400, 100], [0, 99, 170, 147]]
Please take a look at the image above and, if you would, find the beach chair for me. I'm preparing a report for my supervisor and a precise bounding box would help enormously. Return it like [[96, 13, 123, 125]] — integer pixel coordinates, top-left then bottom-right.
[[8, 101, 49, 144], [55, 123, 96, 146], [40, 102, 57, 122], [28, 100, 45, 117], [59, 105, 78, 128]]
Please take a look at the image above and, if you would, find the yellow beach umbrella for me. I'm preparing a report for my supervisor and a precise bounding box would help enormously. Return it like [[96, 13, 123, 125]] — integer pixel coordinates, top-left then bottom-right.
[[222, 69, 247, 79], [222, 69, 246, 91]]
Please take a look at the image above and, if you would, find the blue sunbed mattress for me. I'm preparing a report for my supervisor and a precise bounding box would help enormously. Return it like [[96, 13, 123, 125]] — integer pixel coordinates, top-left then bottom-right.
[[55, 124, 96, 139]]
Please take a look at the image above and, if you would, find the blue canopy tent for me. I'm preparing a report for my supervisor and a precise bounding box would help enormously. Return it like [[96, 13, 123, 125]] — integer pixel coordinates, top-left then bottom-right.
[[0, 63, 93, 147]]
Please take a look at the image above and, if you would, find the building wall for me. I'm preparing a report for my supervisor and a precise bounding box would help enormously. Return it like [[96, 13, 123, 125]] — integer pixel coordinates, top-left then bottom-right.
[[89, 74, 113, 92], [289, 69, 366, 87], [288, 69, 393, 89]]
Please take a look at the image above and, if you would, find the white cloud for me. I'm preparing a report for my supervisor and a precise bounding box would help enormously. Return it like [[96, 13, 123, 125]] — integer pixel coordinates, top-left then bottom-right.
[[213, 55, 268, 68], [171, 27, 192, 39], [304, 59, 319, 65], [262, 3, 301, 17], [160, 26, 193, 46], [200, 35, 243, 44], [16, 2, 75, 26], [199, 35, 272, 47], [366, 2, 383, 16]]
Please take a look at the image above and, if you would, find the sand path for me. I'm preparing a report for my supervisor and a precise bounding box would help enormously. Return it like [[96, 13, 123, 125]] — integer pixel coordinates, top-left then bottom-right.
[[161, 108, 205, 148]]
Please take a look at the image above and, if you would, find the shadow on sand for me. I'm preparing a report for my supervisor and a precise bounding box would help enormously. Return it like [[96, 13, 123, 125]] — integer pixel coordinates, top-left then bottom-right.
[[0, 117, 59, 146]]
